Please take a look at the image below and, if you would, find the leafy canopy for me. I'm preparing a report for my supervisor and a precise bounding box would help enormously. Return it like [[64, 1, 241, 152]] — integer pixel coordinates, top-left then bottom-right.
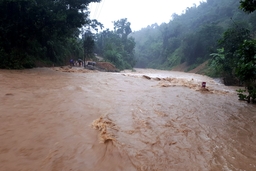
[[240, 0, 256, 13], [0, 0, 101, 68], [94, 18, 136, 70]]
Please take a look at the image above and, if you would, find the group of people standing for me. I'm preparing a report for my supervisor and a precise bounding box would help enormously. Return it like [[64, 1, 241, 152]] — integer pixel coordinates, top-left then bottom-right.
[[70, 59, 83, 67], [69, 59, 96, 69]]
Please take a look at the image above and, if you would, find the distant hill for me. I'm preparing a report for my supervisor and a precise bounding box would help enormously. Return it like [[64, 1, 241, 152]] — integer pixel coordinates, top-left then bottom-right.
[[131, 0, 256, 73]]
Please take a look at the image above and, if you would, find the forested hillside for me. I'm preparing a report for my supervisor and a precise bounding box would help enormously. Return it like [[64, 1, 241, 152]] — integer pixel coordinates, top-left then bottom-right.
[[131, 0, 256, 102], [131, 0, 256, 71]]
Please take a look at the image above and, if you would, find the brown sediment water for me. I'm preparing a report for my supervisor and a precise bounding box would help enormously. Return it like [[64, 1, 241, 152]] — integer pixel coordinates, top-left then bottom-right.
[[0, 67, 255, 171]]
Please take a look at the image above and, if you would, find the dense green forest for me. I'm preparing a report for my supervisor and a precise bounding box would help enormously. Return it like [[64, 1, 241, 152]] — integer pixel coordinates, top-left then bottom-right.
[[131, 0, 255, 71], [0, 0, 102, 68], [0, 0, 136, 70], [130, 0, 256, 102]]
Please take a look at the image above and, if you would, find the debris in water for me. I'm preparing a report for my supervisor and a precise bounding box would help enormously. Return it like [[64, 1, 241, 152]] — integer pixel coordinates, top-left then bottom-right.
[[143, 75, 151, 80]]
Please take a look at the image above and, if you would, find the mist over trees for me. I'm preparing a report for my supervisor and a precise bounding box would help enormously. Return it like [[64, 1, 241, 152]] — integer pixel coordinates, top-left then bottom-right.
[[131, 0, 256, 71], [131, 0, 256, 102]]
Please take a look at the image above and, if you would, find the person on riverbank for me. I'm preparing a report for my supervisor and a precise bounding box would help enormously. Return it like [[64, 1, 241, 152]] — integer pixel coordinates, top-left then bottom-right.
[[70, 59, 74, 66]]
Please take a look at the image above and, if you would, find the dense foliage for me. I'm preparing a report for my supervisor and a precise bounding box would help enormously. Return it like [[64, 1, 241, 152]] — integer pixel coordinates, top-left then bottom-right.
[[211, 0, 256, 102], [94, 18, 136, 70], [131, 0, 256, 102], [240, 0, 256, 13], [235, 40, 256, 103], [212, 27, 251, 85], [131, 0, 256, 71], [0, 0, 100, 68], [1, 0, 255, 95]]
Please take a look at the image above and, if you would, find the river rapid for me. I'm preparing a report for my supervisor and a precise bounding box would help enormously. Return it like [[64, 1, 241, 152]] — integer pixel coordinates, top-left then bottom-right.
[[0, 68, 256, 171]]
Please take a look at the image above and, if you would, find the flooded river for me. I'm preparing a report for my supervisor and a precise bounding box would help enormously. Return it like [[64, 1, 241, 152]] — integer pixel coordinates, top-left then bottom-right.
[[0, 68, 256, 171]]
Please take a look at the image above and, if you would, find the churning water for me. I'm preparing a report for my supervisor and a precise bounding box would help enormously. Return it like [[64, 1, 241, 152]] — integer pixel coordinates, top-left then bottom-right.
[[0, 68, 255, 171]]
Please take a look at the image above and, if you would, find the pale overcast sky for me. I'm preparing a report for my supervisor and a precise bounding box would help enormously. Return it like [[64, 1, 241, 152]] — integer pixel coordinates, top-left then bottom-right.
[[89, 0, 205, 31]]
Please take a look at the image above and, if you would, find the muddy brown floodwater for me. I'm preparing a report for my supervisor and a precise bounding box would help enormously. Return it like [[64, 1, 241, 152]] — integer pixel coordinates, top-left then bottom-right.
[[0, 68, 256, 171]]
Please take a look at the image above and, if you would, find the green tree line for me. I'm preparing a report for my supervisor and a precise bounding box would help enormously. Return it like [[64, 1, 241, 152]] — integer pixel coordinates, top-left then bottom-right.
[[0, 0, 101, 69], [94, 18, 136, 70], [131, 0, 256, 70], [131, 0, 256, 102], [0, 0, 136, 71]]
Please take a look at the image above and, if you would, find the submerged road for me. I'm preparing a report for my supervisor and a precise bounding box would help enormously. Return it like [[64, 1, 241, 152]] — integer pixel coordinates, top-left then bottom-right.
[[0, 68, 256, 171]]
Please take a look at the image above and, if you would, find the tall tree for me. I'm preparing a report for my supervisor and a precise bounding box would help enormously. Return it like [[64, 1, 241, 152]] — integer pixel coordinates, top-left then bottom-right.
[[94, 19, 136, 70], [114, 18, 132, 41], [0, 0, 101, 68]]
